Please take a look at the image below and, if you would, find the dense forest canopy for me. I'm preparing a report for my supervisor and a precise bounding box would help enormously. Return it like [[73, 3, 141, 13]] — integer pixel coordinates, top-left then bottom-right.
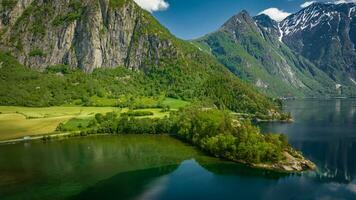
[[64, 105, 290, 164], [0, 51, 280, 116]]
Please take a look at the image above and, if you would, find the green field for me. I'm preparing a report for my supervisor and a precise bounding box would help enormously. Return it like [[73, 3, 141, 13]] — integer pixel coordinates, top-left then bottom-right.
[[0, 98, 189, 140], [0, 106, 121, 140], [162, 98, 190, 109]]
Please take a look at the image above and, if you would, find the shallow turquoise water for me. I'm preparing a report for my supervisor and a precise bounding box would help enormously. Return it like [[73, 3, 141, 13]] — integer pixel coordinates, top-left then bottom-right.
[[1, 99, 356, 200]]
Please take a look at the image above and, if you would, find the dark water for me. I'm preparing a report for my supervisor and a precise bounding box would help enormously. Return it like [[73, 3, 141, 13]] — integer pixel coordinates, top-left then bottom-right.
[[1, 99, 356, 200]]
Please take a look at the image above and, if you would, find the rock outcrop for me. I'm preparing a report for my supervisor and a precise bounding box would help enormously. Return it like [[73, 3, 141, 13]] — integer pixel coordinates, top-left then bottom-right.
[[0, 0, 177, 72], [253, 150, 316, 173]]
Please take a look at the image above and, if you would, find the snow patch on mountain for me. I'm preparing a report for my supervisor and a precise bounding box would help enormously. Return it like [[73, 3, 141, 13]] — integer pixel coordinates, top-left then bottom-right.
[[350, 6, 356, 17], [278, 23, 283, 42], [277, 3, 356, 41], [350, 78, 356, 85]]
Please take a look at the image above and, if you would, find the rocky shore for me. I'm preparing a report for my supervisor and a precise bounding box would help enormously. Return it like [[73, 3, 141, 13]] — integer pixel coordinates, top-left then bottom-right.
[[252, 149, 316, 173]]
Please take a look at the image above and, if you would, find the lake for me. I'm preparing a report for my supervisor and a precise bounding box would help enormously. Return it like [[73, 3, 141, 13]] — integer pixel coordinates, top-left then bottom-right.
[[0, 99, 355, 200]]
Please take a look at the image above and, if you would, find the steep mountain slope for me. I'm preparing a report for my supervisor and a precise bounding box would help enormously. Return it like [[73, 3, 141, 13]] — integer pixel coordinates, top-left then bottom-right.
[[280, 2, 356, 91], [194, 11, 338, 97], [0, 0, 177, 72], [0, 0, 278, 115]]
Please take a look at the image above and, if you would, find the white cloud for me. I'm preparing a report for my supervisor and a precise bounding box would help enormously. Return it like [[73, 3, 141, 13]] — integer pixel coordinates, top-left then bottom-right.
[[259, 8, 291, 22], [133, 0, 169, 12], [301, 1, 316, 8]]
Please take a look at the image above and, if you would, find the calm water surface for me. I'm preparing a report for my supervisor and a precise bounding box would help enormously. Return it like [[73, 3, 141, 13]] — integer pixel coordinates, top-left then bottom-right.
[[0, 99, 355, 200]]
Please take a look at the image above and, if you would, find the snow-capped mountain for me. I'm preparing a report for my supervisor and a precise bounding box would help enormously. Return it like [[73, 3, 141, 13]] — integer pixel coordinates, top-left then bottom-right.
[[279, 2, 356, 86], [195, 2, 356, 97], [280, 2, 356, 40], [195, 10, 339, 97]]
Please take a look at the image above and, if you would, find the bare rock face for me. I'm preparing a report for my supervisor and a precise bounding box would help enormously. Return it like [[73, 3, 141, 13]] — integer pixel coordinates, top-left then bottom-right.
[[0, 0, 34, 30], [253, 150, 316, 173], [0, 0, 177, 72]]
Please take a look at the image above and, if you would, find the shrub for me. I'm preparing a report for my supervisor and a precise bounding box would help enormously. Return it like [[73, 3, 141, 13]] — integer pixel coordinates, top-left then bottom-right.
[[29, 49, 46, 57], [1, 0, 17, 10], [124, 110, 154, 117]]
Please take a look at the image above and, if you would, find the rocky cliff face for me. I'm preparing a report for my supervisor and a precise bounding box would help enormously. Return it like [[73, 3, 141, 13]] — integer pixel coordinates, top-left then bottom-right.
[[0, 0, 177, 72], [0, 0, 33, 30]]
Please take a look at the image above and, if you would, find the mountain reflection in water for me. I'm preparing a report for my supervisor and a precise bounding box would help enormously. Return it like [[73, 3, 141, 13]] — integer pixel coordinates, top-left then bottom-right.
[[261, 99, 356, 183]]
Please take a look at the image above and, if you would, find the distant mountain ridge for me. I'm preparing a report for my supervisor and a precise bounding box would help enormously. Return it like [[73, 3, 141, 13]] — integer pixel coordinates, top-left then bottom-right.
[[195, 10, 339, 97], [195, 2, 356, 97], [279, 2, 356, 88]]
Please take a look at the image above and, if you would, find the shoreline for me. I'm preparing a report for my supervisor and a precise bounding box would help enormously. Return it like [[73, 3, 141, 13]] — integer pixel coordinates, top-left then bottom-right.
[[0, 132, 78, 145], [280, 96, 355, 101], [254, 118, 294, 123], [251, 150, 316, 173], [0, 132, 316, 173]]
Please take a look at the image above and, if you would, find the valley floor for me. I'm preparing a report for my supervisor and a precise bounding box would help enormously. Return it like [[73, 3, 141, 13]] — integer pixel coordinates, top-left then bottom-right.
[[0, 106, 118, 140], [0, 98, 188, 141]]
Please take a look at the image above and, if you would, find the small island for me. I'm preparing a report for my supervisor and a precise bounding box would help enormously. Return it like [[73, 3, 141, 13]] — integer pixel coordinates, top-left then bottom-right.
[[59, 104, 315, 173]]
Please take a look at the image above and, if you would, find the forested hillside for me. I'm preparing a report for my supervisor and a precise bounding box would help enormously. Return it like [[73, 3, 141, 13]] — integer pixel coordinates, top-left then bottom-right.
[[0, 0, 279, 115], [194, 11, 341, 97]]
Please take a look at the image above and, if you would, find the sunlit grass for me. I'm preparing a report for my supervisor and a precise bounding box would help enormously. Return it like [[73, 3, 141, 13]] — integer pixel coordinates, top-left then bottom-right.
[[0, 106, 120, 140], [0, 98, 190, 140], [162, 98, 190, 109]]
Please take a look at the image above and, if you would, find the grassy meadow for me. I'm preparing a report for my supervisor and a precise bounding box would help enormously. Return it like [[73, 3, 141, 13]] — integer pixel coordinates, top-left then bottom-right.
[[0, 106, 120, 140], [0, 98, 189, 140], [162, 98, 190, 109]]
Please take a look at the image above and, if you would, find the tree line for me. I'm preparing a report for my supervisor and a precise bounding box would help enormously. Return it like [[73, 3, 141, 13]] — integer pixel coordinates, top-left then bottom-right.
[[61, 105, 290, 164]]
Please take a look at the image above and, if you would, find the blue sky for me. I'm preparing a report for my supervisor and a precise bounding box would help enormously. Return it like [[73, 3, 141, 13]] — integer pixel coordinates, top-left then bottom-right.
[[132, 0, 349, 39], [153, 0, 307, 39]]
